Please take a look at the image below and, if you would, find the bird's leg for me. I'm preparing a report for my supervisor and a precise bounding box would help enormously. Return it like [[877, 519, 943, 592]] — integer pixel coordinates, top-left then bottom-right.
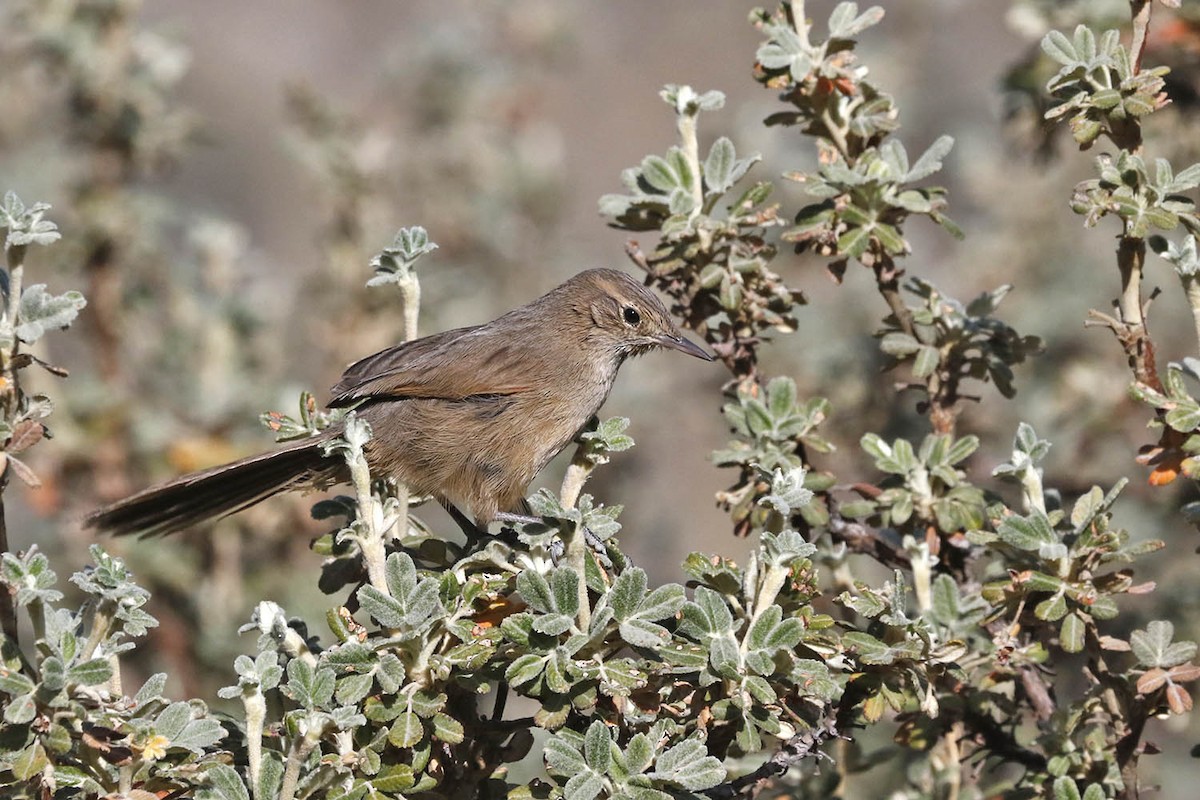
[[492, 511, 614, 568], [490, 510, 550, 553], [440, 502, 525, 548], [493, 511, 545, 527], [441, 500, 488, 541], [491, 680, 508, 721]]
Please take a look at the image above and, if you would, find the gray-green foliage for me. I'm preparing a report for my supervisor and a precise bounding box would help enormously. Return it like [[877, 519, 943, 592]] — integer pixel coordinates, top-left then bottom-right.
[[1, 192, 61, 250], [368, 227, 438, 289], [0, 547, 226, 792], [1042, 25, 1171, 148]]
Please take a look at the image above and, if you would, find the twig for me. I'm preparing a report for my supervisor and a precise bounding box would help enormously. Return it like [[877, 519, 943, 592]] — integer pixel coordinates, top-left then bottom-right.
[[345, 444, 390, 595], [243, 686, 267, 800], [1181, 273, 1200, 355], [704, 716, 840, 798], [1118, 237, 1146, 330], [0, 497, 15, 646], [0, 247, 22, 647], [392, 271, 421, 546], [1129, 0, 1152, 75], [789, 0, 809, 43], [960, 706, 1048, 771], [1085, 305, 1163, 392], [676, 103, 705, 223], [278, 729, 320, 800], [826, 497, 911, 570], [559, 447, 593, 632]]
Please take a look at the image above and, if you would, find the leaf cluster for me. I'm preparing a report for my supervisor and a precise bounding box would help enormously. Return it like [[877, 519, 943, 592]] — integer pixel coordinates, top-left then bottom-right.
[[1071, 152, 1200, 238], [1042, 25, 1170, 148], [0, 547, 226, 794], [752, 2, 896, 150], [856, 432, 986, 534], [713, 376, 834, 536], [599, 86, 804, 383], [787, 136, 961, 277], [877, 278, 1044, 407]]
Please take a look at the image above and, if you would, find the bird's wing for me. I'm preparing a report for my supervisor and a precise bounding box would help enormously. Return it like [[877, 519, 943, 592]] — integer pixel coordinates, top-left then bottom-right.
[[328, 324, 534, 407]]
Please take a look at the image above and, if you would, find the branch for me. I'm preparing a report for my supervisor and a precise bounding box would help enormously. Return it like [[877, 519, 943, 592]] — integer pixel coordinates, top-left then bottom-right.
[[961, 706, 1048, 771], [826, 496, 911, 570], [0, 243, 24, 646], [1129, 0, 1152, 75], [705, 716, 841, 798], [1085, 303, 1163, 392]]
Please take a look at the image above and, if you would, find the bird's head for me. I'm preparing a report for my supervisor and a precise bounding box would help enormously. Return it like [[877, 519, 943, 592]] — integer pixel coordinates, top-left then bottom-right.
[[561, 269, 713, 362]]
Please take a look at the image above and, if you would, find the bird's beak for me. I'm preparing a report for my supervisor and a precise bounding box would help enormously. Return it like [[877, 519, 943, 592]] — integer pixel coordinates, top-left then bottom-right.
[[656, 333, 715, 361]]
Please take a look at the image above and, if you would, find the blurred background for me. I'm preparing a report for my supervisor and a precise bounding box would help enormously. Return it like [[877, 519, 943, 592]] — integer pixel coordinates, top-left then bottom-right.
[[2, 0, 1200, 788]]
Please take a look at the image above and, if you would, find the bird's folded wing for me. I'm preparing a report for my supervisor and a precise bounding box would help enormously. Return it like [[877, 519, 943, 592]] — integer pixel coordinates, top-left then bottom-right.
[[328, 324, 533, 406]]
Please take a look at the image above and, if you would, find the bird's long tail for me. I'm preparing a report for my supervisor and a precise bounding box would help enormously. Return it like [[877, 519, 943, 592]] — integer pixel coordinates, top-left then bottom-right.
[[85, 434, 343, 537]]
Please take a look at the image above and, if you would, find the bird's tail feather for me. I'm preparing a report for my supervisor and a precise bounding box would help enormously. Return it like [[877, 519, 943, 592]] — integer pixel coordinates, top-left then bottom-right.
[[85, 435, 342, 537]]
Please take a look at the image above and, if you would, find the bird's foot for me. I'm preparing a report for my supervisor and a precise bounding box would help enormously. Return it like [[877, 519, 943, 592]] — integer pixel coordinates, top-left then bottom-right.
[[492, 512, 619, 570], [493, 511, 544, 527]]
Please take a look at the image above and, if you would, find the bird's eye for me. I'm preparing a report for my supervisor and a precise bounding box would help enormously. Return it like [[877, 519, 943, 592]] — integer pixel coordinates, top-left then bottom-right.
[[622, 306, 641, 326]]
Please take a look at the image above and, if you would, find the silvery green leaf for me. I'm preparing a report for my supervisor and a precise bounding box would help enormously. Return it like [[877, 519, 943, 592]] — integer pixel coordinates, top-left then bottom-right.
[[1, 193, 61, 249], [16, 285, 86, 343], [704, 137, 736, 193], [943, 435, 979, 465], [757, 26, 804, 70], [563, 772, 605, 800], [1171, 162, 1200, 193], [650, 738, 725, 790], [1060, 613, 1085, 653], [668, 188, 696, 216], [526, 487, 564, 518], [505, 653, 548, 687], [198, 763, 250, 800], [880, 331, 921, 356], [997, 511, 1057, 551], [432, 712, 464, 744], [827, 2, 885, 39], [67, 658, 113, 687], [368, 226, 437, 286], [1041, 29, 1078, 65], [335, 673, 374, 705], [0, 669, 34, 696], [640, 154, 679, 193], [597, 193, 633, 219], [133, 673, 168, 709], [695, 90, 725, 111], [759, 465, 813, 516], [609, 568, 647, 620], [762, 530, 817, 565], [583, 719, 612, 773], [552, 569, 580, 616], [155, 701, 226, 752], [636, 583, 686, 621], [517, 569, 555, 614], [1131, 620, 1197, 668], [619, 618, 670, 648], [879, 139, 909, 178], [905, 135, 955, 182], [545, 733, 587, 775]]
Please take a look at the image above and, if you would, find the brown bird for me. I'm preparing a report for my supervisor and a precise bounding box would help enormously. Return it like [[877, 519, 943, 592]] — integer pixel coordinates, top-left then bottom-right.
[[86, 268, 712, 538]]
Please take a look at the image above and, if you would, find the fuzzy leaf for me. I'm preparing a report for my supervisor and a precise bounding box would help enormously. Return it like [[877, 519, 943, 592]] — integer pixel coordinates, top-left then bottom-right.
[[16, 285, 86, 344], [651, 738, 725, 790], [1131, 620, 1197, 668]]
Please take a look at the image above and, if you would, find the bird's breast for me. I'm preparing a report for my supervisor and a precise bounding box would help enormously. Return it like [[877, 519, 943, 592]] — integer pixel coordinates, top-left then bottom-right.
[[357, 354, 619, 522]]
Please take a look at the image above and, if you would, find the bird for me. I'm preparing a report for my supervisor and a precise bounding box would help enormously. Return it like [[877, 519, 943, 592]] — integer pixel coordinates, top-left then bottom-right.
[[85, 268, 713, 538]]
